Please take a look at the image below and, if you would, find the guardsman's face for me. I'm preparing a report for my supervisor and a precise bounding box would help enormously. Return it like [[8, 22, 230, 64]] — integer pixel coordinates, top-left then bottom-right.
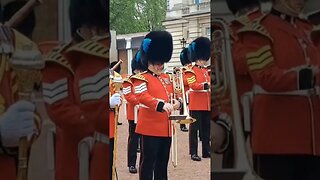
[[134, 69, 142, 74], [196, 59, 207, 67], [148, 62, 164, 75], [154, 63, 164, 71]]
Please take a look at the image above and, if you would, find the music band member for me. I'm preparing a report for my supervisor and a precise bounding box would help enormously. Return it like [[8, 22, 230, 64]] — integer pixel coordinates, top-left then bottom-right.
[[123, 51, 146, 174], [213, 0, 264, 168], [185, 37, 211, 161], [132, 31, 181, 180], [42, 0, 109, 179], [238, 0, 320, 179], [0, 1, 41, 178]]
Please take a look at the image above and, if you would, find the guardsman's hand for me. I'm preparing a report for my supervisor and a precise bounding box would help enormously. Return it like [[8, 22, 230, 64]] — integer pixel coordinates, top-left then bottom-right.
[[163, 103, 174, 113], [110, 93, 122, 108], [172, 99, 181, 110], [0, 100, 35, 147]]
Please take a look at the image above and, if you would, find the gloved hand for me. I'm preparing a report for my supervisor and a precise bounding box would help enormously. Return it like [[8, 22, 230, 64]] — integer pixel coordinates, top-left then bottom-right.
[[299, 67, 315, 90], [110, 93, 122, 108], [172, 99, 181, 110], [163, 103, 174, 113], [0, 100, 35, 147], [212, 113, 231, 154]]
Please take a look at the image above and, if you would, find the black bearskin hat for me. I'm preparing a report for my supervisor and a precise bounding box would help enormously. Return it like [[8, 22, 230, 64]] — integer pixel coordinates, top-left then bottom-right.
[[188, 37, 211, 62], [131, 50, 147, 73], [179, 48, 191, 66], [226, 0, 260, 15], [69, 0, 108, 37], [140, 31, 173, 66]]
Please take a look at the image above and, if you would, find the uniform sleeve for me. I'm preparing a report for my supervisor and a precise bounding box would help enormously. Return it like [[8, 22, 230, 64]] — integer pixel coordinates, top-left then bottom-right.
[[42, 64, 93, 137], [185, 71, 209, 90], [133, 79, 165, 112], [123, 81, 139, 105], [239, 32, 298, 92], [233, 40, 250, 76]]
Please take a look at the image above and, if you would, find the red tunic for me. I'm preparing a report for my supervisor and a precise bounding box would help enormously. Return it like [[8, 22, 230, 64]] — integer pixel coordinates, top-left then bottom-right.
[[238, 13, 320, 155], [65, 35, 109, 180], [132, 72, 174, 137], [123, 75, 139, 121], [184, 65, 210, 111], [43, 42, 92, 180]]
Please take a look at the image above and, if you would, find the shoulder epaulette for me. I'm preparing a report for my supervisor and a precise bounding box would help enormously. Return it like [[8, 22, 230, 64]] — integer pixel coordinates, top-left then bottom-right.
[[236, 15, 251, 26], [67, 37, 108, 59], [131, 74, 148, 82], [45, 43, 74, 74], [123, 76, 133, 85], [237, 18, 273, 42], [184, 66, 196, 75]]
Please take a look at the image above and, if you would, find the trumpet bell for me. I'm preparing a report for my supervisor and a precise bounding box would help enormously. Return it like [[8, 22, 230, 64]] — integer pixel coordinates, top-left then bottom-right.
[[169, 115, 187, 120], [176, 116, 196, 124]]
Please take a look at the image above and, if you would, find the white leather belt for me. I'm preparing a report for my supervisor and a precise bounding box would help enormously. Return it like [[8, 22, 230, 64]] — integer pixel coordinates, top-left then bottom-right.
[[94, 132, 109, 144], [189, 89, 210, 93], [253, 85, 320, 96]]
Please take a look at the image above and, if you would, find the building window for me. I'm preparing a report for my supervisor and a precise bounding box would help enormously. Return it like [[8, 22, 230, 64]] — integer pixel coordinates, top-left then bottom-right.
[[167, 0, 170, 10], [205, 27, 210, 38]]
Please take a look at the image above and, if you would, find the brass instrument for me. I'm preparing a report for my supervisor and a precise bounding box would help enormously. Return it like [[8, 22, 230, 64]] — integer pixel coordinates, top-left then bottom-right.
[[10, 48, 44, 180], [170, 94, 178, 168], [170, 67, 196, 124], [168, 66, 196, 168], [211, 19, 255, 179], [110, 69, 123, 180]]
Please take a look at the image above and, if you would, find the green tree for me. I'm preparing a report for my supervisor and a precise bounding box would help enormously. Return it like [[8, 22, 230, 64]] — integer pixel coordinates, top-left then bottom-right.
[[110, 0, 167, 35]]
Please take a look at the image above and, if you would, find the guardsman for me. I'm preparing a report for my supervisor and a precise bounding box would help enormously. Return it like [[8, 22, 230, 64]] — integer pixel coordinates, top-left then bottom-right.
[[0, 29, 39, 179], [212, 0, 264, 168], [66, 1, 109, 180], [42, 0, 109, 179], [132, 31, 181, 180], [123, 50, 147, 174], [0, 1, 42, 179], [184, 37, 211, 161], [238, 0, 320, 179]]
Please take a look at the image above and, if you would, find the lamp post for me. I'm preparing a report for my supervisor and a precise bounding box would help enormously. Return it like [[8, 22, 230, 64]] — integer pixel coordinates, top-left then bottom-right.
[[180, 37, 187, 48]]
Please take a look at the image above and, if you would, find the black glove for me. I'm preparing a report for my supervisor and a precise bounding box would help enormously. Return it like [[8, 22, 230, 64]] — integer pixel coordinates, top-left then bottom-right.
[[299, 68, 315, 90]]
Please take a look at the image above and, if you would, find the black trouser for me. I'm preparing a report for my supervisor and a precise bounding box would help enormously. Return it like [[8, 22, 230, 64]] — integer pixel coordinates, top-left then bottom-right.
[[110, 138, 114, 180], [127, 120, 140, 167], [254, 154, 320, 180], [139, 135, 171, 180], [189, 110, 210, 156]]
